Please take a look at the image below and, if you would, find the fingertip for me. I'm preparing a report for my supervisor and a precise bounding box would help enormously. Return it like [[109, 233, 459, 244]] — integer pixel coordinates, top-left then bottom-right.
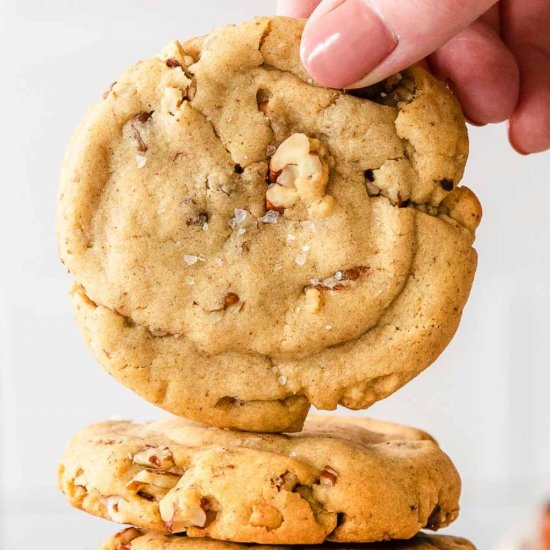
[[507, 43, 550, 154], [509, 106, 550, 154], [300, 0, 397, 88], [507, 127, 531, 155]]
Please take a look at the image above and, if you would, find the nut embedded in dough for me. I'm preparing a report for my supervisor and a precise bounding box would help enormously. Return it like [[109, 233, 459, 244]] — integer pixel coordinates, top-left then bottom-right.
[[267, 133, 334, 219]]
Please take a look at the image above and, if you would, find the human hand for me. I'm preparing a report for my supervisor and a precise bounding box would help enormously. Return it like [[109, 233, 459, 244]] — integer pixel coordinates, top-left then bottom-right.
[[277, 0, 550, 154]]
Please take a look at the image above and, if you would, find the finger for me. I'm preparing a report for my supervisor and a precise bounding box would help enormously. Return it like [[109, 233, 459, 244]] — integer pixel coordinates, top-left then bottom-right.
[[502, 0, 550, 153], [300, 0, 499, 88], [430, 20, 520, 124], [277, 0, 322, 18]]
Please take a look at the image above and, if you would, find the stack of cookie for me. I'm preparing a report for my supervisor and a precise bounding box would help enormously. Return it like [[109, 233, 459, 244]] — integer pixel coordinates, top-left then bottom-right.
[[57, 16, 481, 550]]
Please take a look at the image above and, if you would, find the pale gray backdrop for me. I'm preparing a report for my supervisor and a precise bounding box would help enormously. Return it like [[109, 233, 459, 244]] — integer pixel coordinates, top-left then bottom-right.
[[1, 1, 549, 548]]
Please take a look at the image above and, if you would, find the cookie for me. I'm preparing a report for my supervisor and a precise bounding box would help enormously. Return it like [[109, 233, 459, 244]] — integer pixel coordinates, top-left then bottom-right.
[[101, 528, 475, 549], [58, 16, 481, 432], [58, 416, 460, 544]]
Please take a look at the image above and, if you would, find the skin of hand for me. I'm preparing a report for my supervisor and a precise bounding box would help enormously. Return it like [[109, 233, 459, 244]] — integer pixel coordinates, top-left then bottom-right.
[[277, 0, 550, 154]]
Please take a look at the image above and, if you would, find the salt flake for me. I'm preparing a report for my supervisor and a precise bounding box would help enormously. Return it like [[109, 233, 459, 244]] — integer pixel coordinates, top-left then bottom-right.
[[184, 255, 206, 266], [278, 375, 287, 386], [229, 208, 248, 228], [302, 220, 316, 232], [295, 254, 307, 266], [287, 234, 296, 241], [259, 210, 279, 224], [135, 154, 147, 168]]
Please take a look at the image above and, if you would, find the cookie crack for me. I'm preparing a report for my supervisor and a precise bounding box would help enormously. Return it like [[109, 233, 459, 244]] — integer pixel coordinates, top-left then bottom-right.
[[185, 101, 236, 165], [258, 19, 273, 50]]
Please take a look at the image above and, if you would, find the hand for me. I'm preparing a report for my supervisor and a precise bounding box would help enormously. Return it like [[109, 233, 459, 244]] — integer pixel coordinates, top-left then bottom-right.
[[277, 0, 550, 154]]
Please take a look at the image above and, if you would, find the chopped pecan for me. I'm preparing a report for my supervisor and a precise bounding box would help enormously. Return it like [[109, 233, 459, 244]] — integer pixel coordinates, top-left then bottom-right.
[[132, 446, 175, 470], [223, 293, 240, 309], [319, 465, 339, 486]]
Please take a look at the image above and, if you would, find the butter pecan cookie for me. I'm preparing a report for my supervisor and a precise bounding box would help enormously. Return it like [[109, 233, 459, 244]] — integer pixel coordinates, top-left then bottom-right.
[[101, 528, 475, 549], [58, 416, 461, 544], [58, 16, 481, 432]]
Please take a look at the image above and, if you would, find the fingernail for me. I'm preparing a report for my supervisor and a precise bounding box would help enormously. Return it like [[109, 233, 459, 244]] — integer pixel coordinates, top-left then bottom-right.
[[301, 0, 397, 88]]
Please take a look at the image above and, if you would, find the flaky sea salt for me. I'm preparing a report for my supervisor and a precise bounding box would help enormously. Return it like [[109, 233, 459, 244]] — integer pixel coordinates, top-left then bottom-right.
[[202, 222, 209, 232], [334, 271, 344, 281], [237, 228, 247, 236], [302, 220, 316, 232], [302, 244, 311, 252], [228, 208, 248, 228], [259, 210, 279, 224], [295, 254, 307, 266], [278, 375, 287, 386], [184, 255, 206, 266], [325, 324, 333, 331], [135, 154, 147, 168], [287, 234, 296, 241]]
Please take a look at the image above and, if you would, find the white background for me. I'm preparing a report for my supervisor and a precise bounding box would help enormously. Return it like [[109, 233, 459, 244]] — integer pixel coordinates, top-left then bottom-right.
[[1, 1, 550, 548]]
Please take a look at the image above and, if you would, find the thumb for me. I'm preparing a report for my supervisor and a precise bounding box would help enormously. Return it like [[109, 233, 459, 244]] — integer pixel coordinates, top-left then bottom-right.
[[300, 0, 498, 88]]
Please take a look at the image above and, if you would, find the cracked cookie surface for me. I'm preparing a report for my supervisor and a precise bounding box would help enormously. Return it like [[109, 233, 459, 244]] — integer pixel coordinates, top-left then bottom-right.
[[59, 416, 461, 545], [58, 16, 481, 432], [101, 529, 476, 550]]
